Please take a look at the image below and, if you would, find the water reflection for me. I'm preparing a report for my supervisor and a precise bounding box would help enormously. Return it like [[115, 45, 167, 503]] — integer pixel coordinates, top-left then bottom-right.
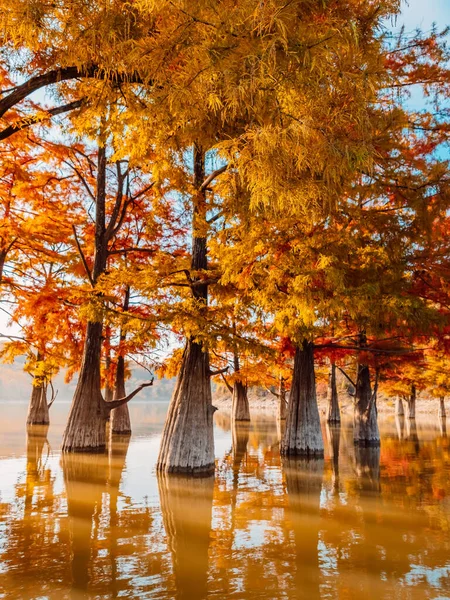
[[283, 457, 324, 599], [1, 408, 450, 599], [158, 474, 214, 600]]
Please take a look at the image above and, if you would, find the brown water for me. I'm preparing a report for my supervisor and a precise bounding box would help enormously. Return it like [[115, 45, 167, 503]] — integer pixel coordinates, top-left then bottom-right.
[[0, 403, 450, 600]]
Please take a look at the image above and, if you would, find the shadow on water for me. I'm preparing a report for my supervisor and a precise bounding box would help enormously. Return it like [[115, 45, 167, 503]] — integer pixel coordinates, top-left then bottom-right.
[[157, 473, 214, 600]]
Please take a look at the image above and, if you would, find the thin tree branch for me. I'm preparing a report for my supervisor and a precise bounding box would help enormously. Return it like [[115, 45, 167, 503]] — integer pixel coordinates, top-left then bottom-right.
[[200, 164, 228, 190], [72, 225, 94, 286], [336, 366, 356, 389], [221, 372, 233, 393], [0, 99, 84, 142]]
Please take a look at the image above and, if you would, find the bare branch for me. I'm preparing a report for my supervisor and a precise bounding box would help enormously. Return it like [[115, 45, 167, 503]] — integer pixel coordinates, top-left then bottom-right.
[[0, 99, 84, 142], [200, 164, 228, 191], [209, 366, 229, 377], [221, 372, 233, 393], [104, 379, 154, 411], [72, 225, 94, 286], [336, 366, 356, 389]]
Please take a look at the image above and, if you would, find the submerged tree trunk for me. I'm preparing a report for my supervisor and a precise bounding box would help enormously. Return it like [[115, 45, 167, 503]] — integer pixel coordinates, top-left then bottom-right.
[[104, 327, 114, 404], [395, 396, 404, 417], [232, 380, 250, 421], [110, 355, 131, 434], [157, 145, 216, 475], [281, 340, 323, 457], [405, 384, 416, 419], [62, 321, 108, 452], [353, 361, 380, 447], [157, 340, 215, 474], [27, 378, 49, 426], [231, 348, 250, 422], [326, 362, 340, 424], [277, 376, 287, 421], [111, 287, 132, 435], [438, 396, 446, 419]]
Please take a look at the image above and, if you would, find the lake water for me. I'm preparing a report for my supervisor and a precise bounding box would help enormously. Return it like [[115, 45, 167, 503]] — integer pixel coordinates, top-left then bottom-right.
[[0, 402, 449, 599]]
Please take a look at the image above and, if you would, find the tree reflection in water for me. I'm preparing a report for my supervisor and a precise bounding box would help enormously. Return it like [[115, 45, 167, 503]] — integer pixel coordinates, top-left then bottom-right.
[[283, 456, 324, 599], [157, 473, 214, 600]]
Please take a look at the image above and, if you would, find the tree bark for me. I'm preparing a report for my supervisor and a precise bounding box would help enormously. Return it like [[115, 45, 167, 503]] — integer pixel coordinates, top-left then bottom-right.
[[110, 354, 131, 434], [277, 376, 287, 421], [395, 396, 404, 417], [405, 384, 416, 419], [281, 340, 323, 457], [110, 287, 132, 435], [157, 339, 215, 474], [157, 145, 215, 475], [231, 380, 250, 422], [353, 362, 380, 447], [27, 378, 49, 426], [438, 396, 446, 419], [104, 326, 114, 404], [326, 362, 340, 424]]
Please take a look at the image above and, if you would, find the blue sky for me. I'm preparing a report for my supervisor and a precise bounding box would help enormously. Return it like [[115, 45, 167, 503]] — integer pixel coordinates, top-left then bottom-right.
[[1, 0, 449, 337]]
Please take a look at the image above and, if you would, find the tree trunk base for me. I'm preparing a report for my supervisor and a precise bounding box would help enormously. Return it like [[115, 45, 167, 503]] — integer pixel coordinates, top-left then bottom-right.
[[281, 342, 324, 457], [27, 383, 49, 426], [62, 388, 107, 453], [157, 340, 215, 476], [231, 381, 250, 422], [110, 404, 131, 435]]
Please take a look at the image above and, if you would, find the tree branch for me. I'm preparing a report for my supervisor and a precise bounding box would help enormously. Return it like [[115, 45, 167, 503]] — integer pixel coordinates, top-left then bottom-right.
[[221, 372, 233, 393], [200, 164, 228, 191], [104, 379, 154, 411], [0, 66, 144, 118], [336, 366, 356, 389], [0, 99, 84, 141], [72, 225, 94, 286], [209, 366, 229, 377]]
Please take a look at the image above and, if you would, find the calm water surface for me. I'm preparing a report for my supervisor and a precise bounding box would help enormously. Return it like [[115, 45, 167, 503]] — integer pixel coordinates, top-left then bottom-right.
[[0, 402, 450, 599]]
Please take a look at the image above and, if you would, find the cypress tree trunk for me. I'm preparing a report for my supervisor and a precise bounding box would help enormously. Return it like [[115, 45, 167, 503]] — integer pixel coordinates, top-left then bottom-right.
[[438, 396, 446, 418], [326, 362, 340, 424], [158, 473, 214, 600], [405, 384, 416, 419], [353, 362, 380, 447], [232, 380, 250, 421], [62, 146, 109, 453], [395, 396, 404, 417], [277, 376, 287, 421], [27, 378, 49, 426], [110, 355, 131, 434], [281, 340, 323, 457], [104, 327, 113, 404], [111, 287, 132, 435], [157, 145, 215, 475], [157, 340, 215, 474]]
